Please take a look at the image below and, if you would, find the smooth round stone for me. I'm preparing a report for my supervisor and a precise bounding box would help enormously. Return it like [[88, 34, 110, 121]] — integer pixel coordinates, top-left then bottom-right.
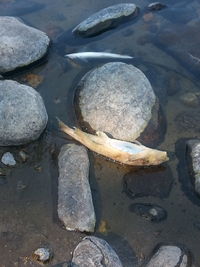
[[77, 62, 156, 141], [0, 80, 48, 146], [0, 16, 49, 73]]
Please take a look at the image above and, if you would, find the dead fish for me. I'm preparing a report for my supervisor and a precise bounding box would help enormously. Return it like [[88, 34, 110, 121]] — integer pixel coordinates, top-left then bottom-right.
[[58, 119, 168, 166], [65, 52, 133, 63]]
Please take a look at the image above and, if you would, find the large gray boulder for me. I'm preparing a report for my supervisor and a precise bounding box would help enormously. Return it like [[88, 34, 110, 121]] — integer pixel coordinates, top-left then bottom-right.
[[146, 245, 189, 267], [72, 3, 139, 37], [0, 16, 49, 73], [58, 144, 96, 232], [0, 80, 48, 146], [77, 62, 156, 142], [71, 236, 123, 267], [186, 139, 200, 196]]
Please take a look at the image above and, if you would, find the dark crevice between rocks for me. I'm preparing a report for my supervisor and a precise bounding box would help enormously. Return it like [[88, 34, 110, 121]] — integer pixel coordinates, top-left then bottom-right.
[[175, 138, 200, 206]]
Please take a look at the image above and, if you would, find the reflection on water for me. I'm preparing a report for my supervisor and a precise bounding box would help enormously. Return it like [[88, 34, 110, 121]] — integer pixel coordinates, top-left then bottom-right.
[[0, 0, 200, 266]]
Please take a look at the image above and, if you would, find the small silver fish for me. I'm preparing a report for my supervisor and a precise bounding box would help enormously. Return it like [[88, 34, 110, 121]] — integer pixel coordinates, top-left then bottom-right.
[[65, 52, 133, 62]]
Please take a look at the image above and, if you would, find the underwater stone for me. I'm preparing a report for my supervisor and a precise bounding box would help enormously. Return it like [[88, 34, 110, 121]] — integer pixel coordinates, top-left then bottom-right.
[[72, 3, 139, 37], [0, 80, 48, 146], [71, 236, 123, 267], [124, 165, 173, 199], [1, 152, 16, 166], [129, 203, 167, 222], [148, 2, 167, 11], [146, 245, 189, 267], [0, 16, 49, 73], [33, 247, 52, 263], [77, 62, 156, 142], [186, 139, 200, 196], [58, 144, 96, 232]]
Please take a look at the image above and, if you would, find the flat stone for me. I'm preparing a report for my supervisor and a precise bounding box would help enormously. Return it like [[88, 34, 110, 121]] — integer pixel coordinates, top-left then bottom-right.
[[124, 165, 173, 199], [76, 62, 156, 142], [129, 203, 167, 222], [186, 139, 200, 196], [179, 92, 199, 107], [58, 144, 96, 232], [0, 16, 49, 73], [71, 236, 123, 267], [0, 80, 48, 146], [72, 3, 139, 37], [1, 152, 16, 166], [146, 245, 189, 267]]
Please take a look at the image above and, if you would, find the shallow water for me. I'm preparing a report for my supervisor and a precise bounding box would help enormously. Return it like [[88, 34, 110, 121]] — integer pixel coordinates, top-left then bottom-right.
[[1, 0, 200, 266]]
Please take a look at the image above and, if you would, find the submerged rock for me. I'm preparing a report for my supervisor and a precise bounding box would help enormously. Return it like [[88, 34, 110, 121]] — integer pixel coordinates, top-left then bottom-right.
[[33, 247, 52, 263], [175, 110, 200, 133], [1, 152, 16, 166], [0, 80, 48, 146], [72, 3, 139, 37], [0, 16, 49, 73], [129, 203, 167, 222], [71, 236, 123, 267], [76, 62, 156, 142], [148, 2, 167, 11], [124, 165, 173, 199], [58, 144, 96, 232], [146, 245, 190, 267], [179, 92, 199, 107], [186, 139, 200, 196]]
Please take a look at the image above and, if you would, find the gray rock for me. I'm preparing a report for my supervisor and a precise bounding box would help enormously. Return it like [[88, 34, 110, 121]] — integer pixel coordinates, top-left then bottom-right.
[[77, 62, 156, 142], [148, 2, 167, 11], [0, 80, 48, 146], [0, 16, 49, 73], [72, 3, 138, 37], [33, 247, 52, 263], [146, 245, 189, 267], [58, 144, 95, 232], [71, 236, 123, 267], [186, 140, 200, 195], [1, 152, 16, 166]]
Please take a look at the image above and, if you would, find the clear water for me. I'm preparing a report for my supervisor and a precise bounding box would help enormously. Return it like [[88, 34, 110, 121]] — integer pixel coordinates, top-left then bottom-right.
[[0, 0, 200, 266]]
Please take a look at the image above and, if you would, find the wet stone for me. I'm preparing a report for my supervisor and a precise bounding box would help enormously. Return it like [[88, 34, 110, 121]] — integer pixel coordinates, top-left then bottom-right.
[[1, 152, 16, 166], [33, 247, 52, 263], [175, 110, 200, 132], [179, 92, 199, 107], [0, 80, 48, 146], [72, 3, 139, 37], [124, 165, 173, 199], [58, 144, 96, 232], [186, 139, 200, 196], [148, 2, 167, 11], [0, 16, 49, 73], [71, 236, 123, 267], [77, 62, 156, 142], [146, 245, 190, 267], [129, 203, 167, 222]]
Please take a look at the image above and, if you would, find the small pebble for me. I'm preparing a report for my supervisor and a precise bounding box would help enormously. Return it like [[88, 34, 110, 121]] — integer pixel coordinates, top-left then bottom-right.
[[180, 92, 199, 107], [19, 151, 28, 162], [33, 247, 52, 263], [148, 2, 167, 11], [1, 152, 16, 166]]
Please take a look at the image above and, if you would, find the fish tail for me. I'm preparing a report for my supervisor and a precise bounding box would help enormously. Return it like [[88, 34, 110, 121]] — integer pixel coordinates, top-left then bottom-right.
[[56, 117, 76, 138]]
